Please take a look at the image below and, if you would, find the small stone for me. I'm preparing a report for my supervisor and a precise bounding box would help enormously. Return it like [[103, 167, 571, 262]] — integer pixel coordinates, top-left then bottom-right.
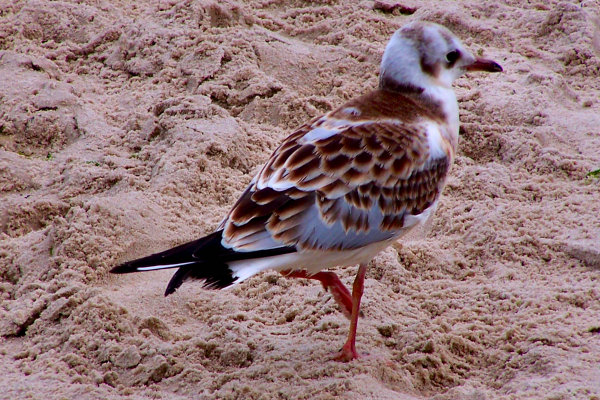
[[377, 324, 395, 338], [113, 345, 141, 368], [103, 371, 118, 387], [150, 361, 170, 383], [563, 239, 600, 268]]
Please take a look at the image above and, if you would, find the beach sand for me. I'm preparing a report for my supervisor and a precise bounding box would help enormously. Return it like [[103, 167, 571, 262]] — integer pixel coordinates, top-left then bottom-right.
[[1, 0, 600, 398]]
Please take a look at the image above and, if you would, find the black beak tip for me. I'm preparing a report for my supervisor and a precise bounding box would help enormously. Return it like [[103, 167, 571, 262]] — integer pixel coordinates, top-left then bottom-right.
[[491, 61, 503, 73]]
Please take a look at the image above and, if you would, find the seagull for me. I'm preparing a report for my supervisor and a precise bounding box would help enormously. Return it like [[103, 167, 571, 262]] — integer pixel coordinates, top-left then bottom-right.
[[111, 21, 502, 361]]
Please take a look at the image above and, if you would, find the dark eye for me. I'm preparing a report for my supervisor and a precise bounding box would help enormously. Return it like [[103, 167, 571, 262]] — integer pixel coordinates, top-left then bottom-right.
[[445, 50, 460, 66]]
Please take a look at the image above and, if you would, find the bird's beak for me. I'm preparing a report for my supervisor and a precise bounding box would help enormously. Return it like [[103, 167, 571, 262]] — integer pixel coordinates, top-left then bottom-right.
[[465, 58, 503, 73]]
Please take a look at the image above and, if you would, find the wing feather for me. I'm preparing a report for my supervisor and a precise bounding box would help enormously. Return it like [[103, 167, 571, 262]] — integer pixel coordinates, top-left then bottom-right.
[[221, 113, 450, 252]]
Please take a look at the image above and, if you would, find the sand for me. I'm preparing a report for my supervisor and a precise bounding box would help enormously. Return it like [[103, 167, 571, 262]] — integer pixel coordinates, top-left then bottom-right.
[[1, 0, 600, 399]]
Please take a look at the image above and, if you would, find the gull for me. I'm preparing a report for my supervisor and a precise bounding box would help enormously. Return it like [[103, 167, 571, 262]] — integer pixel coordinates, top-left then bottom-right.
[[111, 21, 502, 361]]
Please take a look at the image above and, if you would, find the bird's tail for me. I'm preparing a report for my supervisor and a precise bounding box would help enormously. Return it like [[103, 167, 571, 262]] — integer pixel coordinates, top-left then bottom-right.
[[110, 230, 295, 296]]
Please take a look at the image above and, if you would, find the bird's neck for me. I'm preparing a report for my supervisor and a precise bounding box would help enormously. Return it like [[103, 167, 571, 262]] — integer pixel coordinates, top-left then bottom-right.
[[423, 85, 459, 139], [379, 77, 459, 149], [426, 85, 459, 156]]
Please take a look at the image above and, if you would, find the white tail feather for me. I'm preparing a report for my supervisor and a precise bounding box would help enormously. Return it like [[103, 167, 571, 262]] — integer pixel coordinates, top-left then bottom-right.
[[136, 261, 195, 271]]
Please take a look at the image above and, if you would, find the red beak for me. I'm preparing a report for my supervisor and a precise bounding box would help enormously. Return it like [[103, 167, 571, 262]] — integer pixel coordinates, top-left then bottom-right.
[[465, 58, 503, 73]]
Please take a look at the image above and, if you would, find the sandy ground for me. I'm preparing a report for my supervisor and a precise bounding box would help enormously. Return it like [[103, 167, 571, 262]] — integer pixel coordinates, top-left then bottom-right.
[[1, 0, 600, 399]]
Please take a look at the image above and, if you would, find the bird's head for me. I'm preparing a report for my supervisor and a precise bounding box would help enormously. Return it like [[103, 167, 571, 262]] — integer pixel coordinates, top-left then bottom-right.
[[380, 21, 502, 92]]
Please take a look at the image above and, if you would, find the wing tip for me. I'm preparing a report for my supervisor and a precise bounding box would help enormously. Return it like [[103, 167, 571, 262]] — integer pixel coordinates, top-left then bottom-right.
[[164, 286, 176, 296], [163, 264, 239, 297]]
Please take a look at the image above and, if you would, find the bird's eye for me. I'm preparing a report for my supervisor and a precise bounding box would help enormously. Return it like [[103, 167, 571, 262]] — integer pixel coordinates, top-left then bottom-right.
[[445, 50, 460, 66]]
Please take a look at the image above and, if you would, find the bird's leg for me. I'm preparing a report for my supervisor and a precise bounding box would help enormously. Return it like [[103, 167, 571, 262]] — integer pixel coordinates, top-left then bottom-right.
[[333, 263, 367, 362], [279, 270, 352, 318]]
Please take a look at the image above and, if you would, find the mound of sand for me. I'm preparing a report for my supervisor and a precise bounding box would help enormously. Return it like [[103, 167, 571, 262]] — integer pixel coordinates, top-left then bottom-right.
[[1, 0, 599, 399]]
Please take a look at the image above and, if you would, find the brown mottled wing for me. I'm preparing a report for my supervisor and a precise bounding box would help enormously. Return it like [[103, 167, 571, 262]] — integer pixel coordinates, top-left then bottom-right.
[[221, 119, 450, 252]]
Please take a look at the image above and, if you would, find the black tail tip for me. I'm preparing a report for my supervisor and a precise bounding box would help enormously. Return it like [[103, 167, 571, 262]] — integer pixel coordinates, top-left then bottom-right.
[[110, 263, 136, 274]]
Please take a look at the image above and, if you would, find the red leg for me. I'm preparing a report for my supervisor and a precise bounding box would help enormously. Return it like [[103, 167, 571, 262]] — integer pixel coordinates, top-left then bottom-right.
[[333, 263, 367, 362], [280, 270, 352, 318]]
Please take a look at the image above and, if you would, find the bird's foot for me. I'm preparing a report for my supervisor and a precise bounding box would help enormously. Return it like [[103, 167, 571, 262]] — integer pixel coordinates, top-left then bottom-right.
[[331, 343, 361, 362]]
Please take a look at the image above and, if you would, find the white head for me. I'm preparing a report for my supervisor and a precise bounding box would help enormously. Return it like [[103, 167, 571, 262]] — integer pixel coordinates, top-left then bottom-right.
[[380, 21, 502, 91]]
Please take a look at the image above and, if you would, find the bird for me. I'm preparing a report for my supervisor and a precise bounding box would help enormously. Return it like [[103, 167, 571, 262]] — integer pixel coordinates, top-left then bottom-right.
[[111, 21, 502, 361]]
